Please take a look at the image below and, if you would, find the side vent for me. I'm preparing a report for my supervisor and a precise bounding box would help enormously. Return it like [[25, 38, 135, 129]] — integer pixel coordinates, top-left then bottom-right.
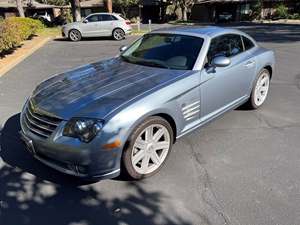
[[182, 101, 200, 121]]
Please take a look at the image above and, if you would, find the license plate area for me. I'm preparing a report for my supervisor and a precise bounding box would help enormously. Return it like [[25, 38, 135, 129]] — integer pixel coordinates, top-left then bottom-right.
[[20, 131, 36, 154]]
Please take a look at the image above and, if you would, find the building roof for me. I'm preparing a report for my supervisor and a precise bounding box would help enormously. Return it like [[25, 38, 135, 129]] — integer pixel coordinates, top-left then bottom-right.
[[80, 0, 104, 8], [0, 0, 65, 9]]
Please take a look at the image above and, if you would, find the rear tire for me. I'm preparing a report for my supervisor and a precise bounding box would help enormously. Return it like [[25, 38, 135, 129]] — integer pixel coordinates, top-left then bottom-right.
[[244, 68, 270, 109], [112, 28, 125, 41], [68, 29, 81, 42], [122, 116, 173, 180]]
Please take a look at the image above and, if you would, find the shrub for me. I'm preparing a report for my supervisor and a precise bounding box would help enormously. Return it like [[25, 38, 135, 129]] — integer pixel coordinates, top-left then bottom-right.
[[274, 3, 289, 19], [289, 13, 300, 20], [0, 17, 44, 55]]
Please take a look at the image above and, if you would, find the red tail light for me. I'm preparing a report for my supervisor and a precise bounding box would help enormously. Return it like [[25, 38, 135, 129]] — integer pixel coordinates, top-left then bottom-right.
[[125, 21, 131, 25]]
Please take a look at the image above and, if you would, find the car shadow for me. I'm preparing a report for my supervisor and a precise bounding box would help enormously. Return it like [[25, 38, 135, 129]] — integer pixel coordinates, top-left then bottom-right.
[[54, 36, 117, 42], [0, 114, 192, 225]]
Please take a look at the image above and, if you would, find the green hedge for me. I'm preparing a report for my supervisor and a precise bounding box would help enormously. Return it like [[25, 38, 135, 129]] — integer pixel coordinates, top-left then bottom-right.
[[0, 17, 44, 55]]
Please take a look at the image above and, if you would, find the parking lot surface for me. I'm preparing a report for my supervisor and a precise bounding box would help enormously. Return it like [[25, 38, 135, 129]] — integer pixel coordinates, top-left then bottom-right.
[[1, 24, 300, 225]]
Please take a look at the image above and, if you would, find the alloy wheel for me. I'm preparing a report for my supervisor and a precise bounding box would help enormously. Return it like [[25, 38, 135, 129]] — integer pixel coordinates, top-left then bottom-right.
[[69, 30, 81, 42], [254, 71, 270, 106], [131, 124, 171, 174], [113, 29, 125, 41]]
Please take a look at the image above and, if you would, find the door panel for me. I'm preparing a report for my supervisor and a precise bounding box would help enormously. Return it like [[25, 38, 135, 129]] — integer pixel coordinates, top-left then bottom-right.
[[97, 21, 114, 36], [200, 34, 256, 119], [97, 14, 117, 36], [81, 15, 102, 37]]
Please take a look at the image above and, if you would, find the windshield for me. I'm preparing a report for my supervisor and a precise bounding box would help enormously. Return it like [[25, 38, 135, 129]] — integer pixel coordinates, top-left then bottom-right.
[[121, 33, 204, 70]]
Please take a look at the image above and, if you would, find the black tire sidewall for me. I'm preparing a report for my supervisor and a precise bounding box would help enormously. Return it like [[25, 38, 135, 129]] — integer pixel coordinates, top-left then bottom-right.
[[122, 116, 174, 180]]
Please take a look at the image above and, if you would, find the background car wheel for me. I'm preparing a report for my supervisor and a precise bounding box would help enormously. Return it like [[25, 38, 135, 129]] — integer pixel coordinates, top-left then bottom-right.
[[113, 28, 125, 41], [245, 68, 270, 109], [69, 29, 81, 42], [122, 116, 174, 180]]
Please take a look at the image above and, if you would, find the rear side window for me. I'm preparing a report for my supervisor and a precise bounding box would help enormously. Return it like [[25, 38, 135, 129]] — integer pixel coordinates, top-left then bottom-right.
[[207, 34, 244, 62], [99, 14, 116, 21], [111, 15, 118, 20], [242, 36, 255, 50]]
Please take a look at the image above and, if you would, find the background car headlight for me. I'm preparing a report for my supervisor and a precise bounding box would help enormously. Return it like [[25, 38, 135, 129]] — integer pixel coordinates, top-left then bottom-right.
[[63, 118, 104, 143]]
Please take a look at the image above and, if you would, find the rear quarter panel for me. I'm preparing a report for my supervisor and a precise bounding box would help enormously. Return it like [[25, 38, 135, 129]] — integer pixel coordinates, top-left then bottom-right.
[[253, 47, 275, 78], [246, 46, 275, 92]]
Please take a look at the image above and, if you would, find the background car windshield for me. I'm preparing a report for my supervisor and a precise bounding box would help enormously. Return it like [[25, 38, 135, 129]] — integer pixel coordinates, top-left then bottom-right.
[[121, 33, 204, 70]]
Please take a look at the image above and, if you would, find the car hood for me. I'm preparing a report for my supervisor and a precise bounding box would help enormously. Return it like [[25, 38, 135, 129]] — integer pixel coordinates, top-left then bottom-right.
[[30, 58, 192, 120]]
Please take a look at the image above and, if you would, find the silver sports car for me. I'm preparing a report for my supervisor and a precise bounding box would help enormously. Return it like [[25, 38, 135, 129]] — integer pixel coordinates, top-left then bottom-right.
[[20, 26, 275, 180]]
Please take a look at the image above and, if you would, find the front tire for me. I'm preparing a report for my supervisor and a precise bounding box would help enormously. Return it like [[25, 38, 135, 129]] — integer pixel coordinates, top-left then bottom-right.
[[112, 28, 125, 41], [68, 29, 82, 42], [122, 116, 173, 180], [246, 68, 271, 109]]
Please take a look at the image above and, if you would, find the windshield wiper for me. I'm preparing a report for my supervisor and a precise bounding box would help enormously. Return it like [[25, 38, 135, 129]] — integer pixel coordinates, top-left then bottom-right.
[[120, 55, 132, 63], [136, 60, 169, 69]]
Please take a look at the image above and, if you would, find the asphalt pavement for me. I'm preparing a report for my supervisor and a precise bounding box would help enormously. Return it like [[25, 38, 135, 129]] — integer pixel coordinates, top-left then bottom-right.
[[1, 23, 300, 225]]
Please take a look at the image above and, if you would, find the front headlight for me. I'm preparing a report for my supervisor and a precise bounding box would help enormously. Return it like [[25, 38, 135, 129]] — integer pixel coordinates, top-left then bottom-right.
[[63, 118, 104, 143]]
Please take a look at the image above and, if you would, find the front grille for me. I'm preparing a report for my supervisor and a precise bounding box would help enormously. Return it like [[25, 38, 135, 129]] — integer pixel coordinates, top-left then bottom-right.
[[23, 101, 62, 138]]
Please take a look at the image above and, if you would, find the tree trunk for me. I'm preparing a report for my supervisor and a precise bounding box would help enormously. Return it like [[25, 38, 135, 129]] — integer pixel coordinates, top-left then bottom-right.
[[107, 0, 112, 13], [182, 7, 188, 21], [71, 0, 81, 22], [121, 7, 127, 18], [16, 0, 25, 17]]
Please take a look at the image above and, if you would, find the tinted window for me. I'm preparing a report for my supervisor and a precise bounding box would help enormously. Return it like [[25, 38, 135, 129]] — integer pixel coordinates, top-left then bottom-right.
[[242, 36, 255, 50], [99, 14, 115, 21], [111, 15, 118, 20], [207, 34, 244, 62], [86, 15, 99, 22], [121, 33, 204, 70]]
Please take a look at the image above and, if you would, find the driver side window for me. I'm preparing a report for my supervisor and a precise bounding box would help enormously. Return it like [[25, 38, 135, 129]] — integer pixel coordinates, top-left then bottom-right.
[[207, 34, 244, 64]]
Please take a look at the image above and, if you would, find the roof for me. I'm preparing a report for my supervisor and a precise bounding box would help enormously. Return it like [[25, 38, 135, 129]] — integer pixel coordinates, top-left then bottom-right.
[[152, 26, 240, 38], [0, 0, 64, 8], [80, 0, 104, 8]]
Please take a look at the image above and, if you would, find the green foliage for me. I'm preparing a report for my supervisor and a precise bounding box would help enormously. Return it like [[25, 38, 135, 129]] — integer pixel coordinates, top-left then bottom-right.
[[274, 3, 289, 19], [113, 0, 139, 17], [250, 0, 262, 20], [35, 0, 69, 6], [0, 17, 44, 55], [288, 13, 300, 20]]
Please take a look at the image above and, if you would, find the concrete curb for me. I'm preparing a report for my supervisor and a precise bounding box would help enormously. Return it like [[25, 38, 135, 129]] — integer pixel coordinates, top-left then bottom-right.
[[0, 36, 51, 77]]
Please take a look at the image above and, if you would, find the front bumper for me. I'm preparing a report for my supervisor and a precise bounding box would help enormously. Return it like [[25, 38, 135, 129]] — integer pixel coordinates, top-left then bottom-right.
[[20, 130, 120, 179], [20, 109, 122, 179]]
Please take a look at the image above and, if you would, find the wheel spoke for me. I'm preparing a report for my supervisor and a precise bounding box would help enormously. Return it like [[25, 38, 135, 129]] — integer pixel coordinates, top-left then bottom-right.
[[261, 86, 268, 93], [153, 141, 169, 150], [134, 138, 147, 150], [141, 154, 150, 172], [132, 149, 145, 165], [260, 77, 268, 85], [145, 126, 153, 141], [152, 128, 164, 142], [151, 151, 161, 165]]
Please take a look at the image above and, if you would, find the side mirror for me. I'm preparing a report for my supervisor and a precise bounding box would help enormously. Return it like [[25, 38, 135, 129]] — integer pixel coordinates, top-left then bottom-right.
[[119, 45, 128, 52], [83, 19, 88, 23], [211, 56, 231, 67]]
